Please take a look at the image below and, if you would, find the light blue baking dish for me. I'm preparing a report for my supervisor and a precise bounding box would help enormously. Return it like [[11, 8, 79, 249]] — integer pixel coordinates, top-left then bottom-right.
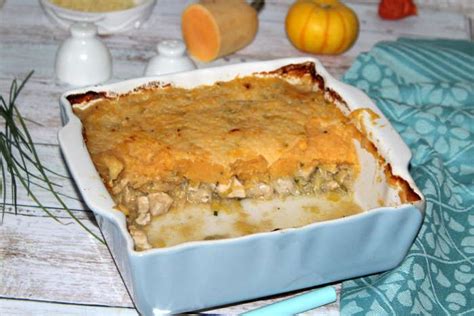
[[58, 57, 425, 315]]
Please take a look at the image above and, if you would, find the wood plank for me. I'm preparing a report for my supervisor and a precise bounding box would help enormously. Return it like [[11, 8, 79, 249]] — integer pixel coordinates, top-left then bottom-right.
[[0, 142, 87, 210], [0, 77, 67, 145], [0, 211, 133, 307], [0, 299, 138, 316]]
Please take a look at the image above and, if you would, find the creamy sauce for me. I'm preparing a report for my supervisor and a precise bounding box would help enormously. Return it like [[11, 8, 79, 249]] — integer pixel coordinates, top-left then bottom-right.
[[147, 194, 361, 248]]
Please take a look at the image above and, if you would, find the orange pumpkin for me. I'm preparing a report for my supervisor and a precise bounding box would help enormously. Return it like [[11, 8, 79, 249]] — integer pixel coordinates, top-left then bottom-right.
[[285, 0, 359, 55]]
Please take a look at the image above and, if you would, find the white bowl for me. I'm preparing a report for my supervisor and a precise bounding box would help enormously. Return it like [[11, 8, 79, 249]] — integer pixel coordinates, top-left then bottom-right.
[[58, 58, 425, 314], [39, 0, 157, 34]]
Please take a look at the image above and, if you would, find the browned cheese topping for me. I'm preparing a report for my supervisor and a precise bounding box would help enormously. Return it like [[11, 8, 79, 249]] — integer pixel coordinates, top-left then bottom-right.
[[76, 76, 360, 184]]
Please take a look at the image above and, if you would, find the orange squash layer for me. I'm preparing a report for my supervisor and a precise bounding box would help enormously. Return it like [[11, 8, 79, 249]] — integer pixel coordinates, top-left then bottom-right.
[[74, 76, 361, 187]]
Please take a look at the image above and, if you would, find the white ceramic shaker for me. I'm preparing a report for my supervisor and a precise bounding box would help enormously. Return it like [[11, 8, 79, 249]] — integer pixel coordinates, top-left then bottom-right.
[[145, 39, 196, 76], [55, 22, 112, 86]]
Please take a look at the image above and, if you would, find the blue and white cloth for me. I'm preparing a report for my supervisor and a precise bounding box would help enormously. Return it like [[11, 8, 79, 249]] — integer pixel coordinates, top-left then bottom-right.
[[340, 38, 474, 315]]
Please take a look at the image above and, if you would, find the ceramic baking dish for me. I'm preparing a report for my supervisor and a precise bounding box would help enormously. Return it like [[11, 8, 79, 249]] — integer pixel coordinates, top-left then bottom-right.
[[58, 57, 425, 315]]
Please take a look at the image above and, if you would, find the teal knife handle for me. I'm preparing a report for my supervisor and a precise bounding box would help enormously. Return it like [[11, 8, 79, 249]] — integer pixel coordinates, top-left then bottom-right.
[[240, 286, 337, 316]]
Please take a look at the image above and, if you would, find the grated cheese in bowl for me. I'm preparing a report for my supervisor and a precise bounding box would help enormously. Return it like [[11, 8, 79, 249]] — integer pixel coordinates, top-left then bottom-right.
[[50, 0, 135, 12]]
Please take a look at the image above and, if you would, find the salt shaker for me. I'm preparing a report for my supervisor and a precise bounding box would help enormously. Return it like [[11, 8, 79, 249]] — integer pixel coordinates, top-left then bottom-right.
[[145, 39, 196, 76], [55, 22, 112, 86]]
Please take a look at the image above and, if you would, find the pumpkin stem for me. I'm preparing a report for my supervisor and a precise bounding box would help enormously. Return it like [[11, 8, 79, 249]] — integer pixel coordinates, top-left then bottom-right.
[[250, 0, 265, 13]]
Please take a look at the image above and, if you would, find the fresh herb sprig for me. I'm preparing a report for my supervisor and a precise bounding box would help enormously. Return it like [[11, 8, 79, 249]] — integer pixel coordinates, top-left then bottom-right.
[[0, 71, 103, 242]]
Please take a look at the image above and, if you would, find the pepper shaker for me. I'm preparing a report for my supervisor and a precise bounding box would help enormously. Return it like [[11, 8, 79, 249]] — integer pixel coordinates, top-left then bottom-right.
[[145, 39, 196, 76]]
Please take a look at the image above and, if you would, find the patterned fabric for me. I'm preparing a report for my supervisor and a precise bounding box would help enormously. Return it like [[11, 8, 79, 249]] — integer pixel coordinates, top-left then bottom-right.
[[340, 38, 474, 315]]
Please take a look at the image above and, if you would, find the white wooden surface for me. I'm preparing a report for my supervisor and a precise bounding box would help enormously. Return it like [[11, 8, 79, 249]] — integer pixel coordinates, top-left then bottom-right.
[[0, 1, 471, 315]]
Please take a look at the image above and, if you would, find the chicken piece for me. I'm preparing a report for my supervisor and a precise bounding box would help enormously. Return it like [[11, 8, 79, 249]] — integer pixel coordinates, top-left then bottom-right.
[[217, 177, 246, 198], [129, 226, 152, 250], [135, 212, 151, 226], [187, 184, 213, 203], [247, 182, 273, 199], [121, 186, 138, 206], [322, 180, 340, 192], [111, 178, 129, 195], [273, 177, 298, 196], [148, 192, 173, 216], [137, 196, 150, 214]]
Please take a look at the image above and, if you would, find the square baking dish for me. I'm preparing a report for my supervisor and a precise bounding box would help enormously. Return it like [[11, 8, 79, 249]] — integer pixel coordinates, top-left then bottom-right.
[[58, 57, 425, 314]]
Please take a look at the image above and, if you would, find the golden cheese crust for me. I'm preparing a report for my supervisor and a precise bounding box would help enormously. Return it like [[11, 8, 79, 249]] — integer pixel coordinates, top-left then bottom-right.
[[75, 75, 361, 187]]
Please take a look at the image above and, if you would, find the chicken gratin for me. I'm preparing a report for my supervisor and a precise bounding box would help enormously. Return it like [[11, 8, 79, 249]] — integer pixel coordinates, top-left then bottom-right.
[[72, 64, 377, 250]]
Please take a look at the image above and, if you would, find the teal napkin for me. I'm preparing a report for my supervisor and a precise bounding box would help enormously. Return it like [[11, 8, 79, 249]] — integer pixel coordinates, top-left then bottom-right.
[[340, 38, 474, 315]]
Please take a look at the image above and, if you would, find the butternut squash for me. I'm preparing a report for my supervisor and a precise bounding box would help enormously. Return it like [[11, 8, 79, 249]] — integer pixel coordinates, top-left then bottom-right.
[[182, 0, 259, 62]]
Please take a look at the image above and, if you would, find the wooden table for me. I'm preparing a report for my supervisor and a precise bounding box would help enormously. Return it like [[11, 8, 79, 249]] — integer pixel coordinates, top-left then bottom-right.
[[0, 1, 471, 315]]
